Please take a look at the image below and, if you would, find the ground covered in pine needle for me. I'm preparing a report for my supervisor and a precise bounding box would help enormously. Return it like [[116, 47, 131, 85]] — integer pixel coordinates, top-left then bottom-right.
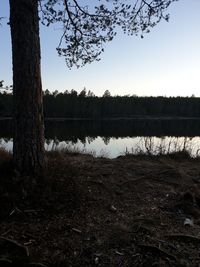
[[1, 150, 200, 266]]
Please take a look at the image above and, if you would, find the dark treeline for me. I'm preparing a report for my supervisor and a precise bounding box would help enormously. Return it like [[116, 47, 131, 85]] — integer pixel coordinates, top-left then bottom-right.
[[0, 89, 200, 118]]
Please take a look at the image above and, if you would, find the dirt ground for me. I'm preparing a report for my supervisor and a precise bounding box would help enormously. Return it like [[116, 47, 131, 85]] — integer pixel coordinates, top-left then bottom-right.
[[1, 152, 200, 266]]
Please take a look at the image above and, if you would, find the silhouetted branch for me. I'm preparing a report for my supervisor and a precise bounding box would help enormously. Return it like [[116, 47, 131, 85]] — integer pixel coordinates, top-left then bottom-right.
[[40, 0, 177, 68]]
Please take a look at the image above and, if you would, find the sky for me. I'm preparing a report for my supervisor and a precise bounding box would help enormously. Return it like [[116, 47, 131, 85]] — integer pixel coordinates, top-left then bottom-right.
[[1, 0, 200, 97]]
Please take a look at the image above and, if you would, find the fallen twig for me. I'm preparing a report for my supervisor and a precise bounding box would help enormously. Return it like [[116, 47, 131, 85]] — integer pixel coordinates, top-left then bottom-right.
[[72, 228, 82, 234], [115, 250, 124, 256]]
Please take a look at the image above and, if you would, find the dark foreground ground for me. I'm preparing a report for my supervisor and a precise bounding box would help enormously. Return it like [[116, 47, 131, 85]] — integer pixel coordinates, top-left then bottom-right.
[[1, 151, 200, 266]]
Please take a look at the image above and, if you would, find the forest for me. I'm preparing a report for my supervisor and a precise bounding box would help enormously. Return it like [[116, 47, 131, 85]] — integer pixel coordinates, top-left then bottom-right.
[[0, 89, 200, 118]]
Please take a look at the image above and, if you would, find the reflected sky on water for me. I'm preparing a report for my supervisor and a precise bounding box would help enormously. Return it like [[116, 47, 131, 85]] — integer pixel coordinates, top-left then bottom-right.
[[1, 135, 200, 158], [1, 119, 200, 157]]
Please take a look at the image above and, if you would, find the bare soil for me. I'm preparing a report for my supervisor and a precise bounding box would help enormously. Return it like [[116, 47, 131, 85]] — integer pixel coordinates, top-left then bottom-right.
[[1, 152, 200, 266]]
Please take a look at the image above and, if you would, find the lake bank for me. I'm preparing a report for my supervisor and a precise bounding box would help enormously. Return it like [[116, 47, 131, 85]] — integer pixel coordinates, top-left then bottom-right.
[[1, 152, 200, 266]]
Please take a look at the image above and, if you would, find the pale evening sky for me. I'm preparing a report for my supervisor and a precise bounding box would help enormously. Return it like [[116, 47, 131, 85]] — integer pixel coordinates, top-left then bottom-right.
[[1, 0, 200, 97]]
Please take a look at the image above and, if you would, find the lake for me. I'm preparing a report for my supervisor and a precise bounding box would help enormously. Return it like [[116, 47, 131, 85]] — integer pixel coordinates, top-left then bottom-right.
[[1, 118, 200, 158]]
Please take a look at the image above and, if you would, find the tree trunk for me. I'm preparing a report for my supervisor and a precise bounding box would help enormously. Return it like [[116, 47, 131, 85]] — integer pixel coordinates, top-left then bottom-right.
[[9, 0, 45, 176]]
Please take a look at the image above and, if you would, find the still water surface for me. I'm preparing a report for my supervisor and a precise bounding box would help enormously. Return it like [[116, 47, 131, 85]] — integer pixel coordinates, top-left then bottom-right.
[[1, 119, 200, 158]]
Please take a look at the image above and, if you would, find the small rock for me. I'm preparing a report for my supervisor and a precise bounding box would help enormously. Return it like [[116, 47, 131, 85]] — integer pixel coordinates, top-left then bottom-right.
[[184, 218, 194, 227]]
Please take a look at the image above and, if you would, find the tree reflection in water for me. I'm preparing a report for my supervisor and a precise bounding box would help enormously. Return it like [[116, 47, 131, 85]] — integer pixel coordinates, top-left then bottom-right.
[[1, 119, 200, 157]]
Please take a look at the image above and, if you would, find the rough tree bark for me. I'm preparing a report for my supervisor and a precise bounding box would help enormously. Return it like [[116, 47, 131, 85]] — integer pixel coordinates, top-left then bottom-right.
[[9, 0, 45, 176]]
